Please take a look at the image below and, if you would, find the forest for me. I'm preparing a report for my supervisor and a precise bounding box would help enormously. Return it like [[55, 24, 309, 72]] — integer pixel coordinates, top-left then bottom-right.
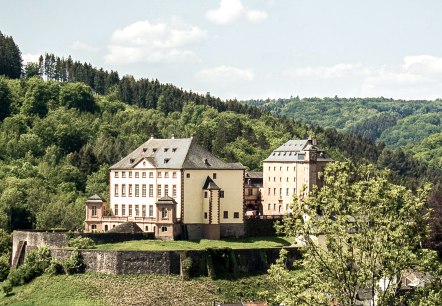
[[244, 97, 442, 171], [0, 31, 441, 255]]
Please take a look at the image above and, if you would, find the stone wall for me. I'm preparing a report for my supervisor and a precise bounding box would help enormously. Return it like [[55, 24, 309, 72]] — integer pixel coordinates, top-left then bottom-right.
[[220, 223, 245, 238], [12, 230, 68, 259]]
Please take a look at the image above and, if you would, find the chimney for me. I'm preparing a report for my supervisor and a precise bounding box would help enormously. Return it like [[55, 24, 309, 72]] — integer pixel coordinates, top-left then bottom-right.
[[312, 137, 317, 146], [171, 134, 175, 139], [150, 135, 154, 140]]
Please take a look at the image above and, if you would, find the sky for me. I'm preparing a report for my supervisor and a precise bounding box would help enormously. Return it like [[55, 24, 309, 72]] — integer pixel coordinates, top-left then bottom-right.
[[2, 0, 442, 101]]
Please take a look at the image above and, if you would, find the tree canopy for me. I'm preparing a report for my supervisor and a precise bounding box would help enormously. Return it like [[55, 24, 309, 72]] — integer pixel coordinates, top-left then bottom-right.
[[269, 162, 441, 305]]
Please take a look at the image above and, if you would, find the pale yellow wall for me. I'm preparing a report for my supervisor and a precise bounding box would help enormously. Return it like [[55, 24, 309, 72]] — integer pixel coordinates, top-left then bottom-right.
[[183, 169, 243, 224]]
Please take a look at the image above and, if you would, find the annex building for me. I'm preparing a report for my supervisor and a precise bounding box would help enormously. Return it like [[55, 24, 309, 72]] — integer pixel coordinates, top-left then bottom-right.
[[85, 137, 245, 240], [262, 137, 332, 215]]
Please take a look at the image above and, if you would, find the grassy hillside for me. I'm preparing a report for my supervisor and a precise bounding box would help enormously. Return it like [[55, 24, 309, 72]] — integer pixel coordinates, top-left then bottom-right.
[[0, 273, 272, 306], [244, 97, 442, 170]]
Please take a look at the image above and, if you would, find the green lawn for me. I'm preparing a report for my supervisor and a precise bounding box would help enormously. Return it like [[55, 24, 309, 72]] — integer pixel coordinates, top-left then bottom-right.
[[0, 273, 273, 306], [95, 236, 295, 251]]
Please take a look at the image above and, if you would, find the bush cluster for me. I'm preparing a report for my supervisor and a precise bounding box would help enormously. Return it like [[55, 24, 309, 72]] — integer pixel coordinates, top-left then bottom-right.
[[67, 236, 96, 249]]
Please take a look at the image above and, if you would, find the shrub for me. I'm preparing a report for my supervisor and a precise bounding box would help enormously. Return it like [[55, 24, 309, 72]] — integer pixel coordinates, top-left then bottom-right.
[[68, 237, 95, 249], [0, 254, 10, 281], [2, 281, 12, 297], [7, 246, 51, 287], [45, 259, 65, 276], [63, 249, 85, 274], [0, 230, 11, 256], [181, 254, 192, 281]]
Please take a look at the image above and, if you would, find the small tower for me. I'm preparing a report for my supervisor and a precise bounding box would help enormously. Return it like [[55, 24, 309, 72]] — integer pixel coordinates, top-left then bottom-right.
[[202, 176, 221, 240], [84, 194, 106, 232], [155, 195, 180, 240]]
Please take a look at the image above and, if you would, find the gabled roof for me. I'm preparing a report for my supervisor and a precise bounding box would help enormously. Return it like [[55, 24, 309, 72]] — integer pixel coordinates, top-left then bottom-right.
[[203, 176, 220, 190], [107, 222, 143, 233], [156, 195, 177, 205], [110, 137, 245, 170], [264, 139, 332, 162]]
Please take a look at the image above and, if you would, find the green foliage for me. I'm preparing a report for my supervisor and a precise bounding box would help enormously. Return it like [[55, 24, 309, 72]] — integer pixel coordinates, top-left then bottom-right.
[[180, 253, 192, 281], [0, 229, 11, 255], [59, 83, 96, 112], [63, 249, 85, 274], [1, 280, 12, 297], [67, 237, 96, 249], [45, 259, 65, 276], [0, 254, 10, 281], [7, 246, 51, 287], [0, 31, 22, 79], [269, 162, 440, 306]]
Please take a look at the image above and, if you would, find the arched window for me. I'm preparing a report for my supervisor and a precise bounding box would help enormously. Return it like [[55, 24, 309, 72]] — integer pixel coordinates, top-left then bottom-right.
[[161, 208, 168, 219], [104, 225, 108, 232]]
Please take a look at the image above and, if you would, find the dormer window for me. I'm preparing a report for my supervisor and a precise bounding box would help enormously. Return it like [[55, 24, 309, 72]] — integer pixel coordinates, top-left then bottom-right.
[[153, 148, 157, 153], [203, 158, 211, 166], [142, 148, 147, 152], [164, 148, 169, 152], [172, 148, 177, 153], [164, 159, 170, 164]]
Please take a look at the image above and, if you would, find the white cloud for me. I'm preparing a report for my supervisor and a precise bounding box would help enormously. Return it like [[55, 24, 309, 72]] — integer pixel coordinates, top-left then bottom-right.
[[284, 55, 442, 99], [246, 10, 268, 22], [22, 53, 40, 64], [206, 0, 268, 24], [71, 40, 98, 52], [105, 19, 207, 64], [195, 65, 254, 85]]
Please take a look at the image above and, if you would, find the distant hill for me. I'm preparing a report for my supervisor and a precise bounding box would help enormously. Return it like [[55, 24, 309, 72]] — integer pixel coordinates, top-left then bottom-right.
[[243, 97, 442, 170]]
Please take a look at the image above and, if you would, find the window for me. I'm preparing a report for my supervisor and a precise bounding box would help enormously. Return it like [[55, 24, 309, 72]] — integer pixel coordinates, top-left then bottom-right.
[[122, 171, 126, 178], [213, 173, 217, 179], [129, 205, 132, 216], [165, 185, 169, 195], [186, 173, 190, 178], [273, 203, 276, 210], [279, 188, 282, 195], [135, 172, 139, 178], [280, 167, 282, 171], [293, 188, 296, 194], [157, 184, 162, 197], [233, 212, 240, 218], [164, 159, 170, 164], [287, 177, 289, 182], [142, 172, 146, 178], [273, 188, 276, 195], [172, 172, 177, 178], [145, 225, 148, 231], [92, 206, 97, 216], [268, 166, 270, 171], [114, 184, 119, 197], [149, 172, 154, 178], [115, 172, 119, 178], [161, 226, 168, 232], [279, 205, 282, 213], [122, 205, 126, 216], [268, 188, 270, 195], [172, 148, 177, 153], [121, 184, 126, 197], [172, 185, 177, 197], [219, 190, 224, 198], [164, 148, 168, 152], [223, 211, 228, 219], [286, 188, 289, 196], [153, 148, 157, 153], [273, 177, 276, 182], [164, 172, 169, 178], [204, 212, 208, 219], [273, 166, 276, 171], [135, 184, 139, 197], [114, 205, 118, 216], [149, 184, 154, 197], [286, 204, 289, 211], [161, 208, 168, 219], [287, 166, 289, 171], [149, 205, 153, 217], [142, 205, 146, 217], [142, 184, 146, 197], [91, 224, 97, 231], [247, 188, 253, 196], [204, 191, 208, 198], [158, 172, 162, 178], [268, 203, 271, 210], [129, 171, 132, 178], [280, 177, 282, 182], [135, 205, 139, 216], [128, 184, 133, 197], [268, 177, 271, 182]]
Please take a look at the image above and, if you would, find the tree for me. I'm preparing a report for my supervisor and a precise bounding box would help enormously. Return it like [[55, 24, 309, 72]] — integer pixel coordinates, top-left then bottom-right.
[[269, 162, 441, 306], [0, 31, 22, 79]]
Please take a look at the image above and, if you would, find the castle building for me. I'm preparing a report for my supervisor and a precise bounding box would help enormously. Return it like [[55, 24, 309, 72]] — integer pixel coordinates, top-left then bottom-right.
[[84, 137, 245, 240], [244, 172, 263, 216], [262, 137, 332, 216]]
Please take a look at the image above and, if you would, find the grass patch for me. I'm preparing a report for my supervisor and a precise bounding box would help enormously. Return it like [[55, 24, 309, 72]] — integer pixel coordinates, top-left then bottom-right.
[[0, 272, 273, 305], [95, 236, 295, 251]]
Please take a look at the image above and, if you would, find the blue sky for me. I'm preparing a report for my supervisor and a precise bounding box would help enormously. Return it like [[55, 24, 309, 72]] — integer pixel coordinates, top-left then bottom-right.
[[2, 0, 442, 100]]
